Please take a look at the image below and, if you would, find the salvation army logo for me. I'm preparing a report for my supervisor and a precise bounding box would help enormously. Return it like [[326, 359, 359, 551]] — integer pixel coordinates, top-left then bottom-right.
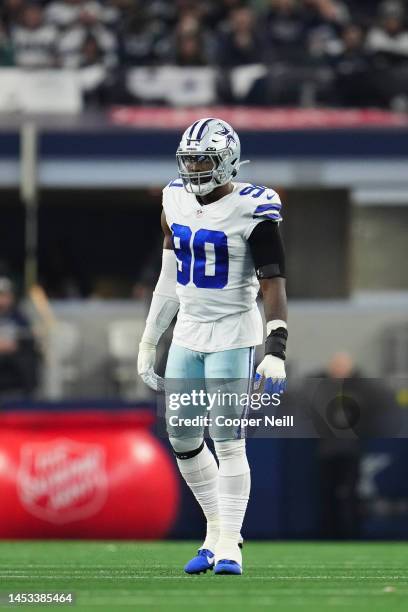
[[17, 439, 108, 524]]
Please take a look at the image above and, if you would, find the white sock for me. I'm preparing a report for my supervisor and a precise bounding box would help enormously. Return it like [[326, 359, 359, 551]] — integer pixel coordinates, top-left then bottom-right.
[[214, 439, 250, 564], [174, 441, 219, 552]]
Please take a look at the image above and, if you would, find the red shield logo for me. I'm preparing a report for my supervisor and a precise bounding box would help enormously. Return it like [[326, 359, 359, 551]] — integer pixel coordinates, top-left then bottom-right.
[[17, 439, 108, 524]]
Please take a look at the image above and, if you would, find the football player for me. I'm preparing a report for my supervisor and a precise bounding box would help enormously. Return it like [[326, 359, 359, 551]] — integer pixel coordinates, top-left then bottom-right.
[[138, 117, 287, 575]]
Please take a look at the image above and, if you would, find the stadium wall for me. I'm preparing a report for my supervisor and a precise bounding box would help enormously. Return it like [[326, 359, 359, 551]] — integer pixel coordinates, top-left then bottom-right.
[[1, 119, 408, 190]]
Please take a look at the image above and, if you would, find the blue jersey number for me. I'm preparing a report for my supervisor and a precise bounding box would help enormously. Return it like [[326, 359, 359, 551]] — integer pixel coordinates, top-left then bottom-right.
[[239, 184, 266, 198], [171, 223, 192, 286], [171, 224, 228, 289]]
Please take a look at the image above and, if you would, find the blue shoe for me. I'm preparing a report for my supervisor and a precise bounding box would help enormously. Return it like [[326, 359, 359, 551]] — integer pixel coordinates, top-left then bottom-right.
[[214, 559, 242, 575], [184, 549, 215, 574]]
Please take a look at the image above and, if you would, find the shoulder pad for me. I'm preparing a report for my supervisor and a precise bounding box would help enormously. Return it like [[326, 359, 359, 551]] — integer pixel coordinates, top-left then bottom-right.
[[164, 178, 184, 193], [238, 183, 282, 222]]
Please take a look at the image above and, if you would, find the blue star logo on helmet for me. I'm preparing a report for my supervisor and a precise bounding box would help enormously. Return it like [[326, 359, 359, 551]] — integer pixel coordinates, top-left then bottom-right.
[[215, 125, 230, 136], [215, 124, 236, 147], [226, 133, 236, 147]]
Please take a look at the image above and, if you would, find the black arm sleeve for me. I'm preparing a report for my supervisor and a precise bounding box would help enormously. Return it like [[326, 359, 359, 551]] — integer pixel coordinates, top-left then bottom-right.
[[247, 220, 286, 279]]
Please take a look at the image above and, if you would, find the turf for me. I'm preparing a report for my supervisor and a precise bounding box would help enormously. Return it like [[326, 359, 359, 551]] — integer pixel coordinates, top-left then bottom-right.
[[0, 541, 407, 611]]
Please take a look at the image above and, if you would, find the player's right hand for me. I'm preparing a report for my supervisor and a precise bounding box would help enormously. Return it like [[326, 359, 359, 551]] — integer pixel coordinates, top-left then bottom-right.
[[137, 341, 165, 391]]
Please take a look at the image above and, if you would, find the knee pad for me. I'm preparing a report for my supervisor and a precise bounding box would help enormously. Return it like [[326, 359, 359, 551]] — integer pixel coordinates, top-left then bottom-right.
[[169, 436, 204, 460], [214, 439, 249, 476]]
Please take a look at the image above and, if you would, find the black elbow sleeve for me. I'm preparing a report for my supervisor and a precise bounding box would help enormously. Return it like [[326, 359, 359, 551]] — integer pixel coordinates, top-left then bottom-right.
[[247, 221, 286, 279]]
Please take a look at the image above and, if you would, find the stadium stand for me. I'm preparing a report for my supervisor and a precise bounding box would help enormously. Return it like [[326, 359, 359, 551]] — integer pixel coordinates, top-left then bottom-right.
[[1, 0, 408, 109]]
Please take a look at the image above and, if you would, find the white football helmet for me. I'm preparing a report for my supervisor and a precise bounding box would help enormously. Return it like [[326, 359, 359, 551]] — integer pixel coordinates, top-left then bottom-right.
[[177, 117, 242, 196]]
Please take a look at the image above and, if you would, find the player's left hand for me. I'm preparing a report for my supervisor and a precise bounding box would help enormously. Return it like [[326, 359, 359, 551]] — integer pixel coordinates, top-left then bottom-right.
[[254, 354, 286, 394]]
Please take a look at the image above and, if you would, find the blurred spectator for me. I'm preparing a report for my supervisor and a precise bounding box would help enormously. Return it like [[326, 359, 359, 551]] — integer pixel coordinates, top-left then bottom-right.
[[0, 0, 406, 109], [78, 34, 112, 105], [303, 0, 349, 28], [0, 19, 14, 66], [0, 0, 25, 33], [46, 0, 104, 30], [264, 0, 308, 63], [217, 6, 265, 66], [12, 3, 58, 69], [347, 0, 384, 27], [57, 6, 118, 68], [119, 2, 169, 65], [161, 12, 214, 66], [174, 32, 208, 66], [366, 1, 408, 66], [365, 1, 408, 108], [303, 0, 349, 59], [80, 32, 102, 66], [328, 24, 381, 107], [0, 277, 41, 399], [307, 351, 396, 538], [310, 352, 362, 539]]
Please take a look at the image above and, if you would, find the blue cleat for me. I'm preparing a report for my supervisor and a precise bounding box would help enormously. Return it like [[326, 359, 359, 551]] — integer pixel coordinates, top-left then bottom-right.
[[214, 559, 242, 575], [184, 549, 215, 574]]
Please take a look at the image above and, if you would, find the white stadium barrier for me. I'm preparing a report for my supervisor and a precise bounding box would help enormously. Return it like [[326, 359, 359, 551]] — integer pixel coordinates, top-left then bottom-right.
[[0, 69, 82, 114]]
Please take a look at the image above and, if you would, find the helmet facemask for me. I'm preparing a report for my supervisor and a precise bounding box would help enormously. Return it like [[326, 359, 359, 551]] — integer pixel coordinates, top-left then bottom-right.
[[177, 149, 233, 196]]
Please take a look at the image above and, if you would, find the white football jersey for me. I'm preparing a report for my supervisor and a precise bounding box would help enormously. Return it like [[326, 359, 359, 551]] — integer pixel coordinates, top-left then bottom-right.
[[162, 180, 282, 352]]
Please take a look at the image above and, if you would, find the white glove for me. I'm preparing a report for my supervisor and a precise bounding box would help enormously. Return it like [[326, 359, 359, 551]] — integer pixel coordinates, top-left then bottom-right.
[[254, 354, 286, 392], [137, 341, 164, 391]]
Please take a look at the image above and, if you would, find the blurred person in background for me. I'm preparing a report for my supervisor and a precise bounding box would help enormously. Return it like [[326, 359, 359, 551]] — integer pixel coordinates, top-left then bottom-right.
[[366, 0, 408, 65], [311, 352, 362, 539], [162, 10, 216, 65], [78, 33, 112, 105], [174, 32, 208, 66], [0, 0, 25, 33], [11, 3, 58, 69], [0, 18, 14, 65], [308, 351, 396, 539], [327, 24, 381, 107], [262, 0, 314, 104], [303, 0, 349, 30], [303, 0, 349, 59], [119, 1, 170, 65], [0, 277, 41, 400], [217, 5, 265, 66], [348, 0, 384, 27], [46, 0, 104, 31], [366, 0, 408, 108], [263, 0, 308, 63], [57, 2, 118, 68], [80, 32, 102, 65]]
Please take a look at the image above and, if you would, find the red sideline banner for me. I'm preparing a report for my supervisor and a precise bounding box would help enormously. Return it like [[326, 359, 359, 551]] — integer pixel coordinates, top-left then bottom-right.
[[0, 410, 179, 539], [109, 106, 408, 130]]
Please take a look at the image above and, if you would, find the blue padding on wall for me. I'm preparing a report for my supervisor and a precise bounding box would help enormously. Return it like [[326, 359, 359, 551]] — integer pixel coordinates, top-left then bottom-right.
[[245, 439, 286, 539], [280, 439, 320, 538], [362, 440, 408, 498], [2, 128, 408, 159], [0, 132, 19, 157], [35, 128, 408, 159]]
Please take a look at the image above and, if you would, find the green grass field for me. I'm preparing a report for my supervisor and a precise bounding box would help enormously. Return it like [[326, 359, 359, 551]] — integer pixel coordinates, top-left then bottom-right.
[[0, 541, 407, 611]]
